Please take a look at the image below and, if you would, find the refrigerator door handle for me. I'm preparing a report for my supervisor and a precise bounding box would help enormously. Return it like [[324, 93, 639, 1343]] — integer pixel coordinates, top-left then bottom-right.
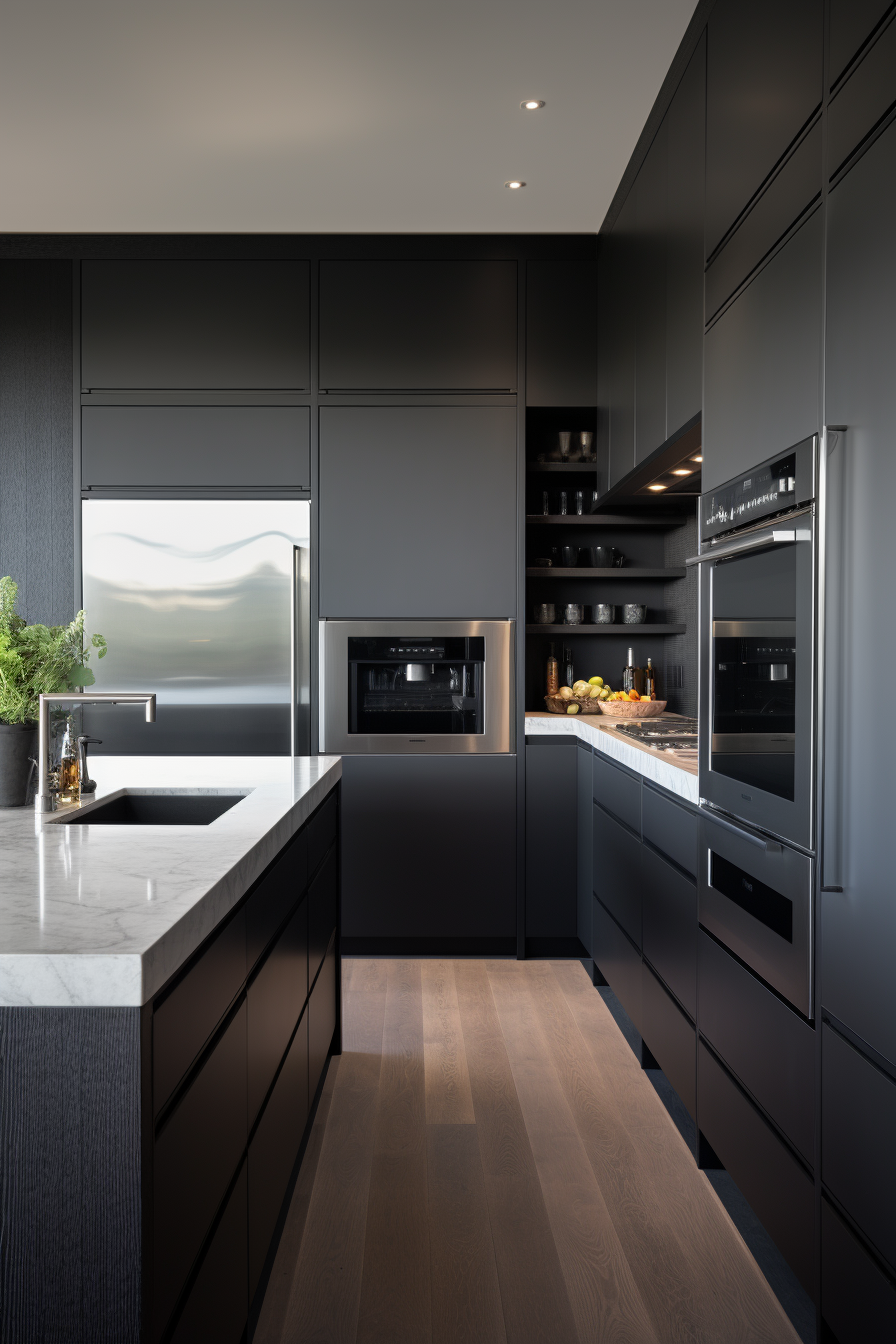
[[819, 426, 847, 892], [290, 546, 299, 757]]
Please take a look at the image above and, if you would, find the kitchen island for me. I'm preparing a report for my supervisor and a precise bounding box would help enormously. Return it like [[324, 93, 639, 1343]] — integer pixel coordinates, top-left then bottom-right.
[[0, 754, 341, 1344]]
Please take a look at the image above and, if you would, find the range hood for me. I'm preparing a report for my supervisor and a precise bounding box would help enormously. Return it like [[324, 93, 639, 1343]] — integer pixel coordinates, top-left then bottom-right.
[[593, 414, 701, 511]]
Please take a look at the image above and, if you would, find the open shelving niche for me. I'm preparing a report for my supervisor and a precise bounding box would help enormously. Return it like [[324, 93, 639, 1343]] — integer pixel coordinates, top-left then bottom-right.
[[525, 407, 697, 715]]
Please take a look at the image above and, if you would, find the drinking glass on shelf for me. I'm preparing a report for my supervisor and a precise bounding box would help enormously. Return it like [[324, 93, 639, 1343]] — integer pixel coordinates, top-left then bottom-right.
[[564, 603, 583, 626], [541, 490, 550, 515], [558, 431, 572, 461], [573, 490, 584, 515], [558, 490, 568, 515]]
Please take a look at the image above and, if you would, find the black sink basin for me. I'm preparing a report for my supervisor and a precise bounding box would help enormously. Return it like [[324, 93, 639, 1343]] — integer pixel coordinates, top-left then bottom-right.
[[63, 792, 244, 825]]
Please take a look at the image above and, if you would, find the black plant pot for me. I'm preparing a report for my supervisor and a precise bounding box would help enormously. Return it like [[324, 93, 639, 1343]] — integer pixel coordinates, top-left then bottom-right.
[[0, 722, 38, 807]]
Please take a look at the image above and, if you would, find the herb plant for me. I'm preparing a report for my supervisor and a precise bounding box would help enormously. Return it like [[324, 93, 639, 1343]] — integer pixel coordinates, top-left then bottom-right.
[[0, 576, 108, 726]]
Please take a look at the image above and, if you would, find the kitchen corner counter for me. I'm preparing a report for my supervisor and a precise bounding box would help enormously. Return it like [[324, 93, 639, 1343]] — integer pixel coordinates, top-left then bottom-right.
[[0, 754, 341, 1008], [525, 711, 699, 805]]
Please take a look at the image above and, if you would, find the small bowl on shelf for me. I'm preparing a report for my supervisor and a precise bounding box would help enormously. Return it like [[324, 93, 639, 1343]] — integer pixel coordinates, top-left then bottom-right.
[[597, 698, 667, 718]]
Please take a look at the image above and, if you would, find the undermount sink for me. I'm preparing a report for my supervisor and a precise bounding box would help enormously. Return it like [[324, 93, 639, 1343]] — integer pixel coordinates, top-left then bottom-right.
[[58, 791, 245, 826]]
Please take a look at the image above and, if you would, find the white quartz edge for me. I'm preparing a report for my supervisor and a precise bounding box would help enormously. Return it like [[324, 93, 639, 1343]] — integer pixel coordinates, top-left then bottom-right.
[[0, 755, 341, 1008], [525, 712, 699, 805]]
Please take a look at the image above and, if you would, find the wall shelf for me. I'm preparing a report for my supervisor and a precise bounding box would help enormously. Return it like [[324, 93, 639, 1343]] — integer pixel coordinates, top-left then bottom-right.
[[525, 624, 686, 635], [526, 567, 686, 579], [526, 461, 598, 472], [527, 514, 688, 527]]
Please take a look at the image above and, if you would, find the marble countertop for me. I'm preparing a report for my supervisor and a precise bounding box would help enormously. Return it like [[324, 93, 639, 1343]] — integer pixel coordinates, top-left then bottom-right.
[[525, 711, 699, 805], [0, 755, 341, 1009]]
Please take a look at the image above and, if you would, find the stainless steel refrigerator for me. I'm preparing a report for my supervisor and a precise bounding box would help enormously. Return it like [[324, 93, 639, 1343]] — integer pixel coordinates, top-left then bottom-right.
[[81, 499, 311, 755]]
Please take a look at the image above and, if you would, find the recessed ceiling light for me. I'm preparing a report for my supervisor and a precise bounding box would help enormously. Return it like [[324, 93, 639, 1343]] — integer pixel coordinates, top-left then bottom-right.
[[521, 100, 545, 111], [648, 484, 666, 492], [672, 468, 692, 476], [692, 454, 703, 462], [504, 180, 526, 189]]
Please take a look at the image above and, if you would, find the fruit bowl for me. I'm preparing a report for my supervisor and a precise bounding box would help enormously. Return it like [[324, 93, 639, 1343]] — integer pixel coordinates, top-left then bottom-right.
[[597, 698, 667, 718]]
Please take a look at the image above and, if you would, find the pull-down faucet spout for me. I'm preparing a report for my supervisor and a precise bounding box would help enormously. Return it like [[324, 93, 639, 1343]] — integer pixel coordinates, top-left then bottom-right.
[[35, 692, 156, 813]]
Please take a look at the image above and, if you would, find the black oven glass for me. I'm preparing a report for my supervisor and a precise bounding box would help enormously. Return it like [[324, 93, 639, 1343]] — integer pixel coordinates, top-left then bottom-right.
[[710, 852, 793, 943], [711, 545, 797, 801], [347, 636, 485, 735]]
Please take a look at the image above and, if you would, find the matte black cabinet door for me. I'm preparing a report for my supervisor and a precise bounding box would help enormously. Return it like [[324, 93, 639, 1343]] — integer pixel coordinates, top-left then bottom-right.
[[526, 742, 577, 938], [526, 258, 597, 406], [592, 803, 642, 948], [169, 1163, 248, 1344], [641, 964, 696, 1118], [592, 896, 643, 1033], [634, 128, 667, 465], [82, 406, 311, 490], [827, 12, 896, 179], [823, 120, 896, 1064], [309, 934, 337, 1102], [308, 844, 338, 984], [246, 828, 308, 969], [665, 33, 706, 436], [703, 208, 822, 492], [705, 0, 823, 257], [319, 406, 516, 618], [81, 260, 310, 390], [829, 0, 893, 86], [606, 194, 636, 488], [821, 1199, 896, 1344], [319, 260, 517, 391], [641, 844, 696, 1019], [247, 898, 308, 1128], [248, 1010, 309, 1299]]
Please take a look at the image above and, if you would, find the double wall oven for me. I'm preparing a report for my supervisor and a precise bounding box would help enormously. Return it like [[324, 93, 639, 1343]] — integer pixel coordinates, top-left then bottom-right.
[[319, 620, 514, 755], [690, 437, 817, 1017]]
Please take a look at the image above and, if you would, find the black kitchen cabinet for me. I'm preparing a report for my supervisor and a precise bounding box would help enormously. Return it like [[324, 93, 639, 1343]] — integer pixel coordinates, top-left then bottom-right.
[[576, 742, 593, 954], [822, 1025, 896, 1272], [525, 740, 578, 941], [340, 754, 516, 946], [81, 260, 310, 390], [308, 843, 338, 983], [309, 933, 337, 1103], [169, 1163, 248, 1344], [698, 1043, 816, 1297], [823, 118, 896, 1067], [634, 127, 667, 464], [319, 259, 517, 391], [641, 964, 696, 1118], [665, 34, 706, 437], [703, 207, 822, 492], [247, 896, 308, 1128], [827, 9, 896, 179], [318, 405, 516, 618], [829, 0, 893, 86], [605, 193, 637, 489], [525, 258, 597, 406], [592, 803, 642, 948], [704, 0, 823, 258], [821, 1199, 896, 1344], [592, 896, 643, 1034], [641, 844, 696, 1020], [81, 405, 311, 491]]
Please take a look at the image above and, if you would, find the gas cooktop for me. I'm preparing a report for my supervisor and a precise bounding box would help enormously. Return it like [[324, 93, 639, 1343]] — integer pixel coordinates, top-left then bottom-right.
[[611, 717, 698, 753]]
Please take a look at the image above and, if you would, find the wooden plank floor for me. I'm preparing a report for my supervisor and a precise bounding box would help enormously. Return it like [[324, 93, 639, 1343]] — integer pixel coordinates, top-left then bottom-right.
[[255, 959, 801, 1344]]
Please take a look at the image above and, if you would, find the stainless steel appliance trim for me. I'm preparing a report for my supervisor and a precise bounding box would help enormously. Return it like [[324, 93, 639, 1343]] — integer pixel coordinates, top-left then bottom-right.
[[290, 546, 298, 757], [712, 620, 797, 638], [319, 619, 514, 755], [698, 804, 782, 851], [818, 426, 846, 892], [686, 524, 811, 566], [711, 733, 795, 754]]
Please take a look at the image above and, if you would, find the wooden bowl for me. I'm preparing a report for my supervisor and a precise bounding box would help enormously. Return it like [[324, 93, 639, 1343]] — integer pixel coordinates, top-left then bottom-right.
[[544, 694, 604, 715], [597, 698, 667, 718]]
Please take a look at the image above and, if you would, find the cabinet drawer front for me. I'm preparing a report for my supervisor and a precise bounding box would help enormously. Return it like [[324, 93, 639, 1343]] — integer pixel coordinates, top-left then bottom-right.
[[247, 898, 308, 1127], [641, 845, 696, 1019], [82, 406, 311, 490], [309, 845, 338, 984], [828, 14, 896, 178], [822, 1025, 896, 1270], [593, 803, 642, 946], [699, 932, 814, 1162], [641, 965, 696, 1118], [169, 1163, 248, 1344], [249, 1010, 309, 1299], [821, 1199, 896, 1344], [309, 934, 337, 1104], [154, 1002, 248, 1338], [698, 1043, 815, 1297], [592, 897, 643, 1035], [593, 752, 641, 835], [642, 785, 697, 877], [307, 791, 338, 879], [154, 907, 246, 1116], [246, 827, 308, 969]]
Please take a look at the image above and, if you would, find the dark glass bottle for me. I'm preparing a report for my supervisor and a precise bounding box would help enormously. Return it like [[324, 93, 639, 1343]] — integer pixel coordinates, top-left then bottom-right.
[[546, 642, 559, 696], [564, 645, 575, 688], [643, 657, 658, 699], [623, 647, 644, 696]]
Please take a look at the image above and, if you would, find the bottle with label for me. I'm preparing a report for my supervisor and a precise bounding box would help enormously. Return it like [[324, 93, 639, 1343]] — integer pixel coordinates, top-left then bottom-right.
[[564, 645, 575, 689], [643, 657, 658, 700], [622, 647, 644, 697], [546, 642, 559, 697], [56, 717, 81, 805]]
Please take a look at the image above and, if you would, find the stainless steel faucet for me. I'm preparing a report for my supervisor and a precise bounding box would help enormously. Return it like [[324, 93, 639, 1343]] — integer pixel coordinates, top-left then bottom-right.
[[35, 692, 156, 813]]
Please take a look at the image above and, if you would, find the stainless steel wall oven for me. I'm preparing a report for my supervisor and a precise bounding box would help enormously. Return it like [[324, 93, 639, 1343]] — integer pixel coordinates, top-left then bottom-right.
[[320, 620, 514, 754], [691, 437, 817, 853]]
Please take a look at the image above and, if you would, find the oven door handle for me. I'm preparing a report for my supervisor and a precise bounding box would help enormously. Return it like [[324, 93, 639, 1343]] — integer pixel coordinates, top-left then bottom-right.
[[685, 527, 810, 566], [699, 806, 784, 853]]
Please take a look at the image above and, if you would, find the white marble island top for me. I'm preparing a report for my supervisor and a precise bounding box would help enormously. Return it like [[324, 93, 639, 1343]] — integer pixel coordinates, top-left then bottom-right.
[[0, 755, 341, 1009], [525, 711, 699, 806]]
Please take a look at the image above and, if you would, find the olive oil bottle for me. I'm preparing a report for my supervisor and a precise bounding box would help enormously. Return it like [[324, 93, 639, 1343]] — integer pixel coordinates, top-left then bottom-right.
[[56, 717, 81, 805]]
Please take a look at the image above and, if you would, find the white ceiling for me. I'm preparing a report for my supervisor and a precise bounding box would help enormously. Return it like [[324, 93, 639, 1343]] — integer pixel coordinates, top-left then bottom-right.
[[0, 0, 696, 234]]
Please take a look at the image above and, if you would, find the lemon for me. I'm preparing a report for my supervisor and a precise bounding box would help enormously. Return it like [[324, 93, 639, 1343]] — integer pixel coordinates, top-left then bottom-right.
[[588, 676, 604, 686], [567, 703, 580, 714]]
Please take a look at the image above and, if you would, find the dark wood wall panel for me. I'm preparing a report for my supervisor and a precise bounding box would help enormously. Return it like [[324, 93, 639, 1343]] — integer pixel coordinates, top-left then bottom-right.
[[0, 1006, 142, 1344], [0, 261, 73, 624]]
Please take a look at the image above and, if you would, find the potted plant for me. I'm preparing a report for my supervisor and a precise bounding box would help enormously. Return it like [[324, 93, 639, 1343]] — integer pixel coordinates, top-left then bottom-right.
[[0, 577, 107, 807]]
